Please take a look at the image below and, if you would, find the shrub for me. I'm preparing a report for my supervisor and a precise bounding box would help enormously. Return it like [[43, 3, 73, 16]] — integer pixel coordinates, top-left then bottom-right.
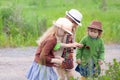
[[98, 59, 120, 80]]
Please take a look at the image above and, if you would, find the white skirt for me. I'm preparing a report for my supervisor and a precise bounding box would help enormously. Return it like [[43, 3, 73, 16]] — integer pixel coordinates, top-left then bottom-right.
[[26, 61, 58, 80]]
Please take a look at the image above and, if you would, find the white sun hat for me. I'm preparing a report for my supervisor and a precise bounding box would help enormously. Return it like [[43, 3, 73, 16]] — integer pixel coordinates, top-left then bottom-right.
[[53, 18, 73, 35], [66, 9, 83, 26]]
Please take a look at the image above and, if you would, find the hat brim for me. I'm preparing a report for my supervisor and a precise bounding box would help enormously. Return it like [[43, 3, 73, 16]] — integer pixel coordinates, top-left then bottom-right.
[[66, 11, 82, 26], [88, 27, 103, 31], [53, 22, 73, 35], [63, 29, 73, 35]]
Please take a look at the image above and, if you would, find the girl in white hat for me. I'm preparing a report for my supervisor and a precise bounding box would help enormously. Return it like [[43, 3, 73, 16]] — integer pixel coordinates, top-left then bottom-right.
[[55, 9, 83, 80], [26, 18, 83, 80]]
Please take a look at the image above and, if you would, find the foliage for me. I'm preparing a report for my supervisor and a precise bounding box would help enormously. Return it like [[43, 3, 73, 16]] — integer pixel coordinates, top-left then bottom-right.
[[0, 0, 120, 47], [70, 59, 120, 80], [98, 59, 120, 80]]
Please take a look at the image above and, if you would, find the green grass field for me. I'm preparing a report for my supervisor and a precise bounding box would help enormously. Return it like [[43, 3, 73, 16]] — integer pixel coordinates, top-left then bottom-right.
[[0, 0, 120, 47]]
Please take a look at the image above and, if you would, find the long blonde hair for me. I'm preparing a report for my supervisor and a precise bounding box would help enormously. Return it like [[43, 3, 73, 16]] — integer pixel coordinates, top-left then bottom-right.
[[36, 26, 58, 45]]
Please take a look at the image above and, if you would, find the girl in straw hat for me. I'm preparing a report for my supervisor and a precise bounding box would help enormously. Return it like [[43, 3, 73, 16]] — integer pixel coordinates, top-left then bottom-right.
[[26, 18, 83, 80], [75, 20, 105, 80]]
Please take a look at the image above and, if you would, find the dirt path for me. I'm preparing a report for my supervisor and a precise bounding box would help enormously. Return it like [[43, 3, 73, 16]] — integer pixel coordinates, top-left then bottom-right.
[[0, 44, 120, 80]]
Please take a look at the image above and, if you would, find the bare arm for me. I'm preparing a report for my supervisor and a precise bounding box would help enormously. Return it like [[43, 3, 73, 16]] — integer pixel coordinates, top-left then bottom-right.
[[60, 42, 83, 48]]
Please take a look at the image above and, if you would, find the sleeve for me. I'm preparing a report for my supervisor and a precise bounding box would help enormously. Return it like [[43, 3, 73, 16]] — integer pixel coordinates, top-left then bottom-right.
[[40, 38, 56, 64], [76, 37, 86, 59], [98, 39, 105, 60]]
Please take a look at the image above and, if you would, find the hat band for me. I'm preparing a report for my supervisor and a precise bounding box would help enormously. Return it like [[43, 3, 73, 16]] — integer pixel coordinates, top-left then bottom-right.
[[68, 12, 80, 23]]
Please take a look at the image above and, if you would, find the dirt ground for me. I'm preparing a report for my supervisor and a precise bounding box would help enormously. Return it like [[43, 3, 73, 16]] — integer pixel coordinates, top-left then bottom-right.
[[0, 44, 120, 80]]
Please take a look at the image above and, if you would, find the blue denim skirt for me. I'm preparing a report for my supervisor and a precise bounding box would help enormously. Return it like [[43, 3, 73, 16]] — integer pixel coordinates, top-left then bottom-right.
[[75, 63, 101, 77], [26, 61, 58, 80]]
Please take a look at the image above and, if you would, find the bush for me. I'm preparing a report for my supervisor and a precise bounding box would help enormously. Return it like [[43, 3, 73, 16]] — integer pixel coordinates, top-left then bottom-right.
[[70, 59, 120, 80], [98, 59, 120, 80]]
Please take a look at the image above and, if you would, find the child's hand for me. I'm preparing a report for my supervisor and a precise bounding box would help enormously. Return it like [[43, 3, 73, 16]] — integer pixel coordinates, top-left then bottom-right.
[[55, 56, 64, 61], [51, 57, 64, 64], [76, 43, 84, 48], [98, 60, 103, 65], [76, 59, 81, 64], [72, 42, 83, 48], [59, 57, 65, 62]]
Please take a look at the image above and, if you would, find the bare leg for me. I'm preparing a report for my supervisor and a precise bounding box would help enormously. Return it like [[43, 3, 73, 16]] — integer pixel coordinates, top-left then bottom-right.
[[56, 68, 66, 80], [66, 69, 74, 80]]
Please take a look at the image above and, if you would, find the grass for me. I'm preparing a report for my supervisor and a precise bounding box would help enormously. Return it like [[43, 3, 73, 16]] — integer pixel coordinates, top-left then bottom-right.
[[0, 0, 120, 47]]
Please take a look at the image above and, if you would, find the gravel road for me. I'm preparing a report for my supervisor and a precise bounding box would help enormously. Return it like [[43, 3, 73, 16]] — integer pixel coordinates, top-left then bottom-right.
[[0, 44, 120, 80]]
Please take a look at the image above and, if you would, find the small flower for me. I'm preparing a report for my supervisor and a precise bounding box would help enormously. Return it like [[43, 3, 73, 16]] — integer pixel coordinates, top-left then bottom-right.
[[85, 46, 90, 49]]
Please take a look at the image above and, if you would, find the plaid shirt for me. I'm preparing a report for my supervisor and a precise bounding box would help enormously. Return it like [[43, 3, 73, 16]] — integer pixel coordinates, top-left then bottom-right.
[[62, 34, 74, 59]]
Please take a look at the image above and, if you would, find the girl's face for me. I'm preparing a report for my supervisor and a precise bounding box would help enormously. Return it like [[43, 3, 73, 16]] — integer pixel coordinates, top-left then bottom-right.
[[69, 19, 78, 29], [66, 16, 78, 29], [57, 28, 66, 37], [88, 28, 99, 38]]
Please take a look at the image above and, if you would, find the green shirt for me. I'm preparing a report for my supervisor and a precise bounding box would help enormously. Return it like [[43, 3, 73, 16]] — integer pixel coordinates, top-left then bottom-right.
[[76, 35, 105, 65]]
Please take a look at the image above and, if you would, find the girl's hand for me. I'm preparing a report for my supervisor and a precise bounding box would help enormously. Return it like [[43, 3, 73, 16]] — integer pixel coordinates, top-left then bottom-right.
[[51, 56, 64, 65], [71, 42, 83, 48], [76, 43, 84, 48], [76, 59, 81, 64], [55, 56, 64, 61]]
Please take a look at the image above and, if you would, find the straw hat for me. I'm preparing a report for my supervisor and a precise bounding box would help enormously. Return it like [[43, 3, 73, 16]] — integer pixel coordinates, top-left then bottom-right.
[[88, 20, 103, 31], [66, 9, 83, 26], [53, 18, 73, 35]]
